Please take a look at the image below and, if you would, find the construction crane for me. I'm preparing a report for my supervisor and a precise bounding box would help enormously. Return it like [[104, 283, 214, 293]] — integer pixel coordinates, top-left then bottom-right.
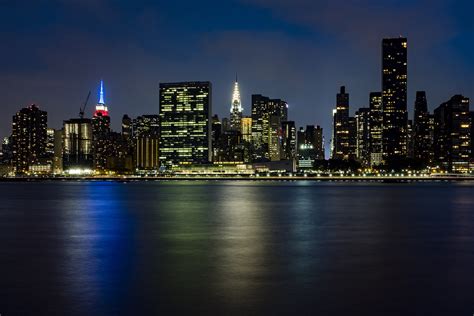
[[79, 91, 91, 119]]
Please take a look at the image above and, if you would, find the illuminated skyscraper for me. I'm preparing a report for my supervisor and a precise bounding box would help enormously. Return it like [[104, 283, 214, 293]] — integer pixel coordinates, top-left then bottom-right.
[[63, 118, 93, 173], [11, 104, 47, 174], [240, 117, 252, 143], [159, 82, 212, 168], [92, 80, 111, 171], [433, 95, 471, 173], [369, 92, 383, 166], [230, 77, 243, 132], [382, 37, 408, 159], [251, 94, 288, 161]]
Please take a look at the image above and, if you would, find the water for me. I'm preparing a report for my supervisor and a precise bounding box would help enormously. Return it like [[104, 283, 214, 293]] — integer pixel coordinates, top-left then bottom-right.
[[0, 181, 473, 315]]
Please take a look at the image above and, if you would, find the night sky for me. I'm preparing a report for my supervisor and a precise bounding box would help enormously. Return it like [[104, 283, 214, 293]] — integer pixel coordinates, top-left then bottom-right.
[[1, 0, 473, 153]]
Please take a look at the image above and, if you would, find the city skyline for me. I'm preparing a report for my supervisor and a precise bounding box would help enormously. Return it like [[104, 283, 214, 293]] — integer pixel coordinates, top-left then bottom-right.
[[1, 0, 473, 153]]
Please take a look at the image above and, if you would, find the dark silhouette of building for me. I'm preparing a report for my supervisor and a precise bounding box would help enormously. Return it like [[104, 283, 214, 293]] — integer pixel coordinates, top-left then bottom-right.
[[214, 130, 244, 163], [159, 82, 212, 168], [11, 104, 47, 174], [332, 86, 351, 160], [382, 37, 408, 160], [413, 91, 433, 164], [122, 114, 132, 140], [297, 125, 324, 168], [433, 95, 471, 173], [281, 121, 297, 160]]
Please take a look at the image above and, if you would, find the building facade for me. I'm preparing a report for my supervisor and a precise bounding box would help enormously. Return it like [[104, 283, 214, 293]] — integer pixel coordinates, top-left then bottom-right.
[[12, 104, 48, 174], [159, 82, 212, 168], [63, 118, 93, 172], [382, 37, 408, 159], [251, 94, 288, 161], [413, 91, 433, 164], [433, 95, 471, 173]]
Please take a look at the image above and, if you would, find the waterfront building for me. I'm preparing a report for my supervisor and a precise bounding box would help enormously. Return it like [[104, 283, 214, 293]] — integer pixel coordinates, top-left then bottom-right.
[[297, 125, 324, 168], [382, 37, 408, 159], [62, 118, 93, 173], [355, 107, 371, 167], [11, 104, 47, 174], [251, 94, 288, 161], [413, 91, 433, 164], [133, 115, 160, 170], [433, 95, 471, 173], [159, 81, 212, 168], [332, 86, 352, 160], [369, 92, 383, 166], [281, 121, 297, 160]]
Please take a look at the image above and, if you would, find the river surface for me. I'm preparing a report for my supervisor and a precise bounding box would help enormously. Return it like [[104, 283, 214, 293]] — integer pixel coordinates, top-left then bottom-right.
[[0, 181, 473, 315]]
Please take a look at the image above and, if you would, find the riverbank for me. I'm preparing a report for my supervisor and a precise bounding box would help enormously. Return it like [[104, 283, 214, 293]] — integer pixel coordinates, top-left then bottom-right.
[[1, 175, 474, 182]]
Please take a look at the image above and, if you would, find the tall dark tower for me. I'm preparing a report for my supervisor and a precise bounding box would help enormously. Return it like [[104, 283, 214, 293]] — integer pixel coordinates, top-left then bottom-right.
[[332, 86, 350, 160], [413, 91, 433, 164], [382, 37, 408, 160], [433, 95, 471, 173]]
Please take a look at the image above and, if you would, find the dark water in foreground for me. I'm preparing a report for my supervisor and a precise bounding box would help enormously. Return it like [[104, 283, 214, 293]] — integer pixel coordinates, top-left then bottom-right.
[[0, 181, 473, 315]]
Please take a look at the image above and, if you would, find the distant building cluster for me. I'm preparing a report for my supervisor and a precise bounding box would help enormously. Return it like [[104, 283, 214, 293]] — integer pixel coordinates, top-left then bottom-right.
[[0, 37, 472, 177], [330, 37, 472, 174]]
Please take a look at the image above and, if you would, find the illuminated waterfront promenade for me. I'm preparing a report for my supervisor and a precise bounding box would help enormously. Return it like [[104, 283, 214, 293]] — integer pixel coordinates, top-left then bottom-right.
[[2, 174, 474, 182]]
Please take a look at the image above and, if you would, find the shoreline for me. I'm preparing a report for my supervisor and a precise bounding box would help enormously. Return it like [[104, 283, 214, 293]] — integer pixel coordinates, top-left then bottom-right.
[[1, 175, 474, 182]]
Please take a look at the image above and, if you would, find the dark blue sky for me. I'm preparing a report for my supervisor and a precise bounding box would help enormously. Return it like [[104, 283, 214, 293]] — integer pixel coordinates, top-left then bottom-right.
[[1, 0, 473, 152]]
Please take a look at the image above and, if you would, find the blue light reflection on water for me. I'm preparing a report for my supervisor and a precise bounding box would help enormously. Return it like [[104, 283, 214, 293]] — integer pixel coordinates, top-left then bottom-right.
[[0, 181, 473, 315]]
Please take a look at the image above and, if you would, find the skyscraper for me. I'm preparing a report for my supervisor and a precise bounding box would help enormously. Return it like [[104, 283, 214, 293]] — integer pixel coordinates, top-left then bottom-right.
[[122, 114, 132, 140], [11, 104, 47, 174], [297, 125, 324, 168], [332, 86, 351, 160], [251, 94, 288, 161], [433, 95, 471, 173], [92, 80, 111, 171], [230, 77, 243, 132], [413, 91, 433, 164], [355, 107, 371, 167], [62, 118, 93, 173], [382, 37, 408, 160], [281, 121, 297, 160], [133, 115, 160, 170], [369, 92, 383, 166], [159, 82, 212, 168], [240, 117, 252, 143]]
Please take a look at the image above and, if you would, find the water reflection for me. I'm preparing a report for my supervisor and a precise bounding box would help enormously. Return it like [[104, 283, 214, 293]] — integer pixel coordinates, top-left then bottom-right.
[[213, 183, 269, 307], [1, 181, 474, 315], [59, 182, 135, 314]]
